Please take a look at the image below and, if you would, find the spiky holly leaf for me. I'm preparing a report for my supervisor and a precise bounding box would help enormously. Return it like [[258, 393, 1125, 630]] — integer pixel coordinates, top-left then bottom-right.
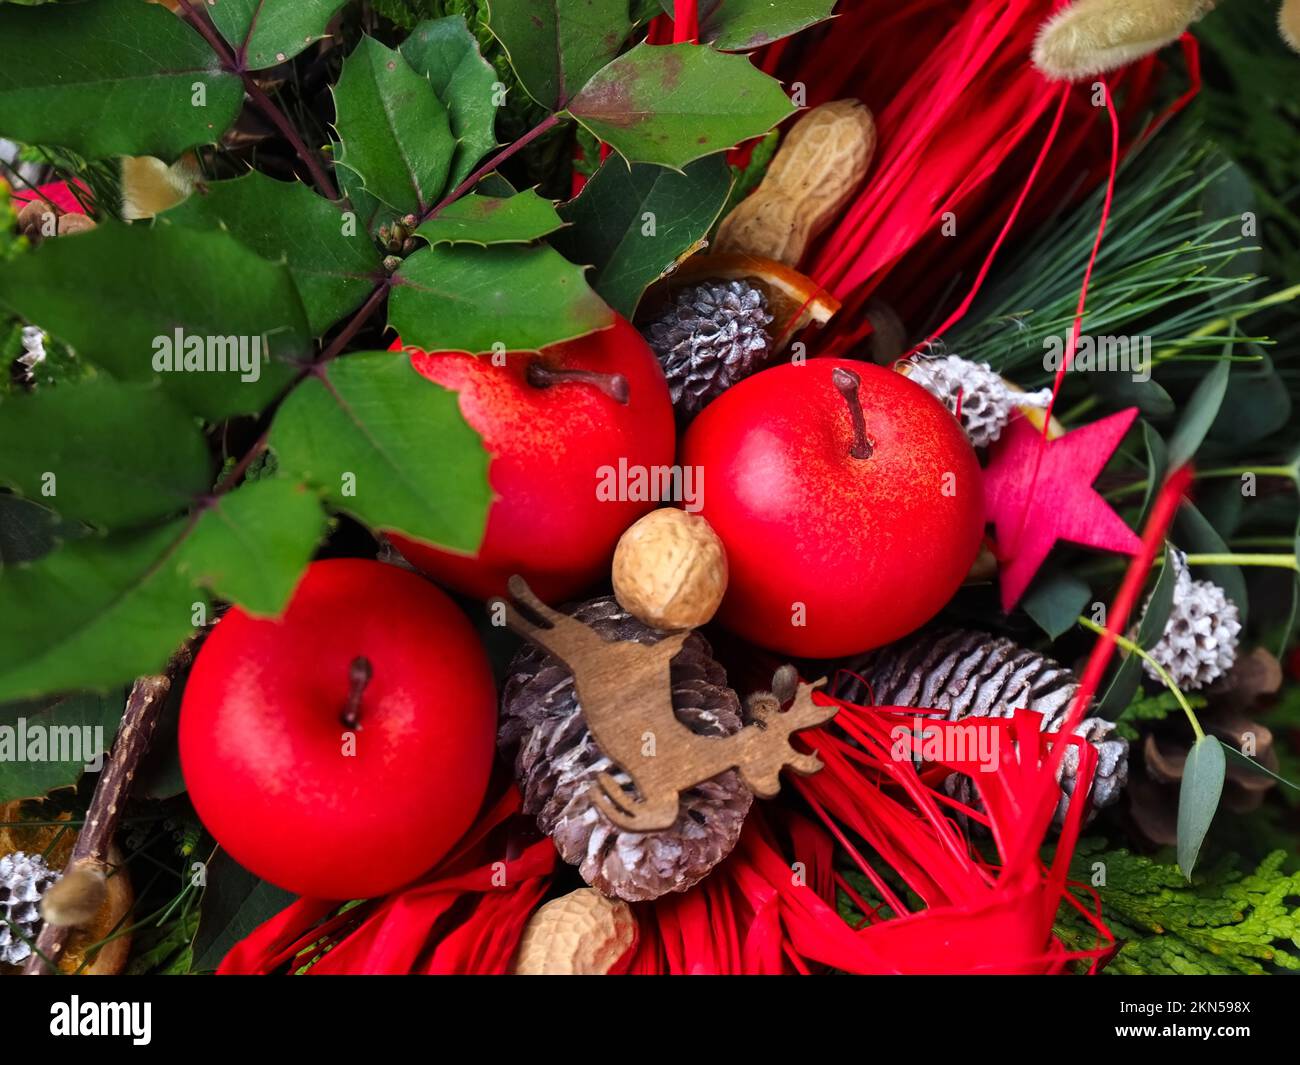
[[0, 690, 122, 803], [163, 172, 383, 335], [390, 243, 613, 353], [553, 154, 732, 317], [415, 190, 564, 247], [0, 495, 68, 569], [566, 43, 794, 169], [208, 0, 348, 70], [0, 223, 307, 421], [485, 0, 631, 109], [269, 353, 491, 553], [659, 0, 838, 51], [0, 0, 243, 159], [401, 16, 501, 187], [0, 379, 211, 529], [333, 37, 456, 215]]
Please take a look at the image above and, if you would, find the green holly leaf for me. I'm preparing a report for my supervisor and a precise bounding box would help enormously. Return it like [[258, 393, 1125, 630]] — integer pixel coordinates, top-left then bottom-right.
[[178, 479, 326, 618], [163, 171, 383, 336], [0, 0, 243, 159], [485, 0, 631, 110], [269, 352, 491, 552], [415, 190, 564, 247], [1178, 734, 1226, 880], [553, 154, 732, 318], [0, 690, 122, 803], [660, 0, 838, 51], [0, 223, 308, 421], [0, 379, 211, 529], [0, 495, 76, 569], [0, 523, 203, 701], [401, 16, 501, 187], [390, 243, 613, 354], [332, 36, 456, 215], [208, 0, 348, 70], [567, 43, 794, 169]]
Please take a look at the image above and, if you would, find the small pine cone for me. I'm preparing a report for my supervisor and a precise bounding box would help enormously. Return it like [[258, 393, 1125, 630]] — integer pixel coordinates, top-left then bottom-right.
[[1144, 551, 1240, 690], [903, 354, 1051, 448], [836, 629, 1128, 820], [643, 279, 774, 420], [500, 596, 752, 902], [0, 850, 58, 964]]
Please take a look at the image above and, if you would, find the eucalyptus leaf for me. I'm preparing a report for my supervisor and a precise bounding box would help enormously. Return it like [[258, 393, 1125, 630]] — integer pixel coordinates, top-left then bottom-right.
[[208, 0, 348, 70], [567, 43, 794, 169], [415, 190, 564, 247], [178, 479, 327, 618], [401, 16, 501, 186], [1209, 348, 1292, 447], [485, 0, 631, 109], [661, 0, 838, 51], [1135, 420, 1168, 530], [389, 243, 614, 354], [0, 0, 243, 159], [333, 37, 455, 215], [1177, 734, 1225, 879], [0, 223, 308, 421], [0, 379, 211, 529], [269, 353, 491, 553], [1096, 543, 1179, 718], [1166, 356, 1230, 469], [163, 172, 383, 336], [1094, 373, 1176, 419], [0, 690, 121, 803], [1175, 501, 1249, 624], [1022, 569, 1091, 640], [553, 154, 732, 318], [190, 850, 295, 974]]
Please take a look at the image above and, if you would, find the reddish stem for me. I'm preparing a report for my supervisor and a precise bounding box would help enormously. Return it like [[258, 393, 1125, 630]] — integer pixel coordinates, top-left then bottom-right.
[[340, 656, 373, 730]]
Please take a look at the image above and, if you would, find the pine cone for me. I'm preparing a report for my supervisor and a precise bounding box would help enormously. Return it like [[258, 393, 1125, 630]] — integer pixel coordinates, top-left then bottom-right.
[[642, 279, 773, 421], [903, 353, 1051, 448], [0, 850, 58, 965], [836, 628, 1129, 820], [500, 596, 752, 902], [1144, 550, 1240, 690]]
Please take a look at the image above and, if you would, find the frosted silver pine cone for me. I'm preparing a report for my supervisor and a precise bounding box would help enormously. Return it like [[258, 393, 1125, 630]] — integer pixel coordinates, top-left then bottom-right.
[[643, 279, 774, 420], [903, 353, 1051, 448], [0, 850, 58, 964], [1144, 551, 1240, 690], [836, 628, 1128, 820], [500, 596, 752, 902]]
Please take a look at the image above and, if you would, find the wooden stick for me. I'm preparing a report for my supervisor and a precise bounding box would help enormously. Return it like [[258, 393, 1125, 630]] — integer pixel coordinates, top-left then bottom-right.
[[23, 642, 194, 975]]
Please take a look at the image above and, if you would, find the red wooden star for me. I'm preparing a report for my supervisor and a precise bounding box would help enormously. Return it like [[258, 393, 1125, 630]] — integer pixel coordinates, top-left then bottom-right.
[[983, 407, 1142, 611]]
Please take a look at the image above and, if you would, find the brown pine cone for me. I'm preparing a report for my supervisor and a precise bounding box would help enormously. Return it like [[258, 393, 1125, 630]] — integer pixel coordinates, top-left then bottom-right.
[[500, 596, 752, 903]]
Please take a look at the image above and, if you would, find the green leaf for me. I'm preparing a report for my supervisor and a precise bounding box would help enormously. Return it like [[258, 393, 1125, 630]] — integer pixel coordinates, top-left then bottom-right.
[[553, 154, 732, 318], [0, 379, 211, 529], [1166, 356, 1230, 469], [1096, 543, 1178, 718], [1022, 569, 1091, 640], [401, 16, 500, 187], [163, 171, 383, 336], [1175, 501, 1249, 624], [485, 0, 631, 109], [332, 37, 456, 215], [190, 849, 295, 974], [1177, 734, 1225, 879], [390, 243, 613, 353], [1219, 740, 1300, 790], [177, 479, 326, 617], [269, 353, 491, 552], [0, 690, 121, 803], [1135, 420, 1168, 530], [416, 189, 564, 247], [0, 223, 308, 421], [1209, 347, 1292, 447], [662, 0, 838, 51], [0, 495, 71, 569], [567, 43, 794, 169], [0, 523, 202, 701], [208, 0, 348, 70], [0, 0, 243, 159]]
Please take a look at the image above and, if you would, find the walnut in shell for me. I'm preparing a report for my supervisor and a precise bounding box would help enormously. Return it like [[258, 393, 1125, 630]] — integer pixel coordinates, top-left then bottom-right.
[[612, 508, 728, 630], [512, 888, 637, 975]]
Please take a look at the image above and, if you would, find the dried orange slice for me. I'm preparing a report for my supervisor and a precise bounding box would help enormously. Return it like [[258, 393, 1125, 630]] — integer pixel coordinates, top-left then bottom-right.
[[646, 252, 841, 353]]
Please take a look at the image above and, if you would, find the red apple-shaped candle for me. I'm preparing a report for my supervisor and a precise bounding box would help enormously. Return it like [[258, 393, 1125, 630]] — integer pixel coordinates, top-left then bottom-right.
[[180, 559, 497, 899], [389, 317, 676, 601], [681, 358, 983, 657]]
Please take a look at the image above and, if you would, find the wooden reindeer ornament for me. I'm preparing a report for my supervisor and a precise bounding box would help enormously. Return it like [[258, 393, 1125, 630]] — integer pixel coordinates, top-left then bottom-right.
[[496, 575, 838, 832]]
